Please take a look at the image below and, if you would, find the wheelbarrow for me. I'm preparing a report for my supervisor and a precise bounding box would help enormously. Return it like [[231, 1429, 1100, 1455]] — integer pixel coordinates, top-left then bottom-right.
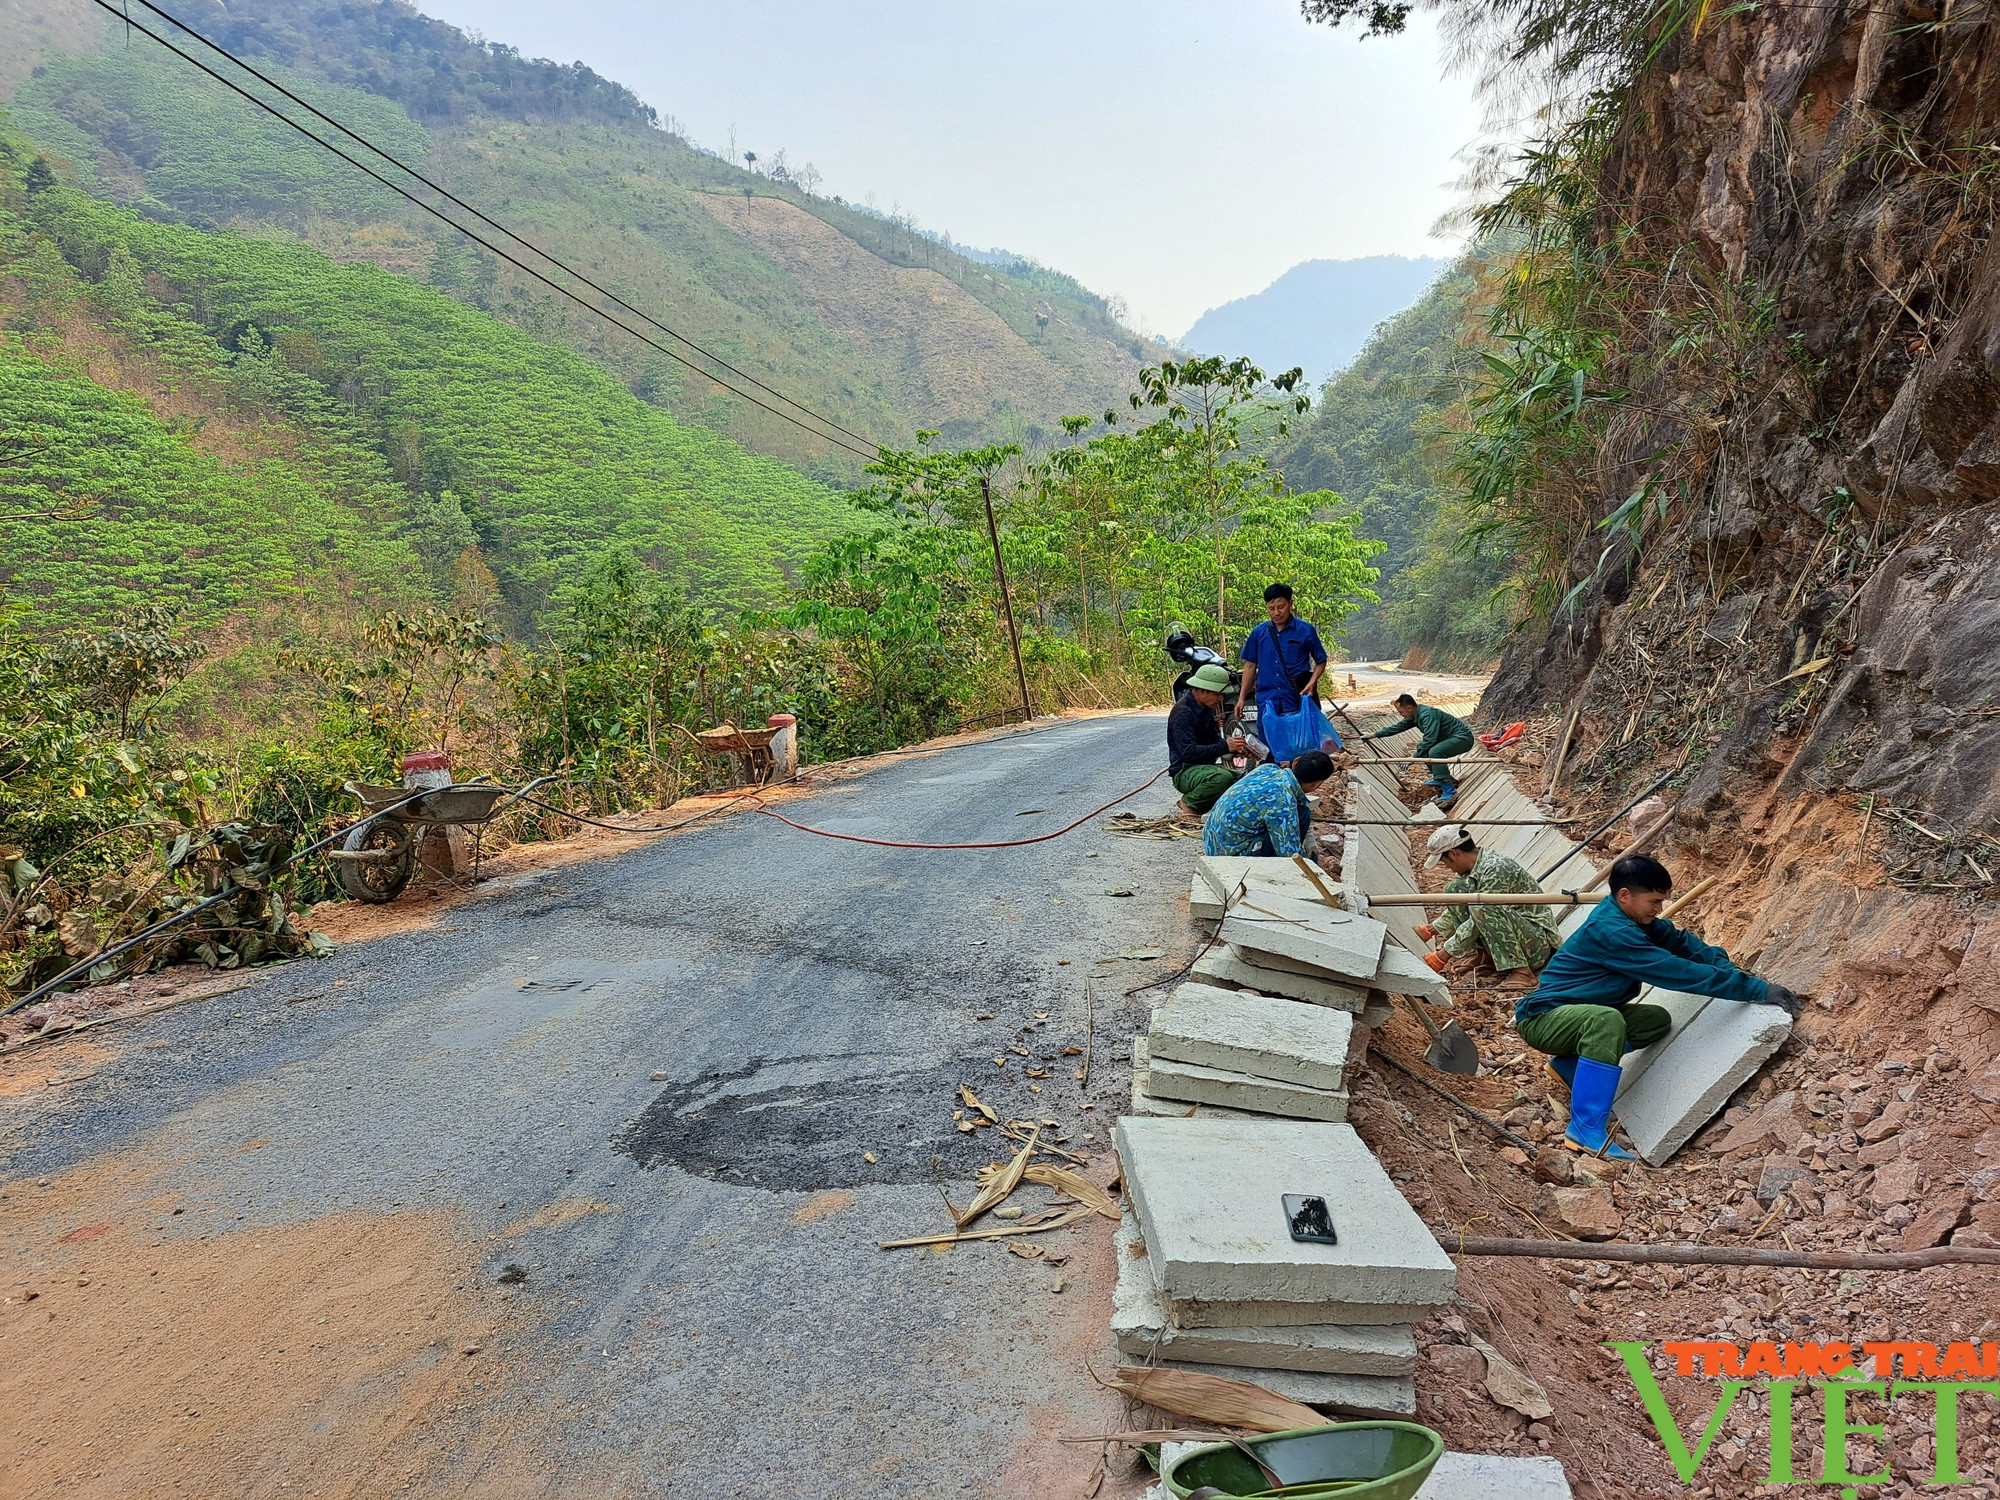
[[681, 721, 783, 787], [327, 774, 559, 903]]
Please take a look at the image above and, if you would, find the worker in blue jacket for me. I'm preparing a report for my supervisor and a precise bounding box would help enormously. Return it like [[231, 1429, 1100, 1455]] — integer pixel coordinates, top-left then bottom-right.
[[1516, 854, 1804, 1161], [1234, 582, 1327, 726]]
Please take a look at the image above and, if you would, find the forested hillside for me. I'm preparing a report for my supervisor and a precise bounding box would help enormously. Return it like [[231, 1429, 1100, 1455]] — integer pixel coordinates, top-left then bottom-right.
[[1, 0, 1147, 470], [1, 122, 854, 629], [1275, 252, 1510, 665]]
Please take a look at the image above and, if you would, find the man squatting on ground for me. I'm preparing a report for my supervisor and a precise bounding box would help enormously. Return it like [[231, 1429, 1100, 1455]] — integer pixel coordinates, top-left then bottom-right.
[[1516, 853, 1805, 1161], [1202, 751, 1336, 863], [1414, 822, 1559, 993], [1234, 582, 1328, 730], [1368, 693, 1475, 808], [1167, 663, 1249, 815]]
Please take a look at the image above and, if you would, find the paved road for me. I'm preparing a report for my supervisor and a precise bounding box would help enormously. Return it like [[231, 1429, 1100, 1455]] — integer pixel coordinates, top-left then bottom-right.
[[3, 713, 1196, 1497]]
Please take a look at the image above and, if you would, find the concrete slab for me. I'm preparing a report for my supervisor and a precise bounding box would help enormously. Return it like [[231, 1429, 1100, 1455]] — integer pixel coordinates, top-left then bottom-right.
[[1195, 855, 1330, 907], [1145, 1051, 1350, 1122], [1415, 1454, 1573, 1499], [1614, 997, 1791, 1165], [1148, 1357, 1418, 1415], [1113, 1218, 1415, 1374], [1192, 946, 1370, 1012], [1613, 988, 1712, 1096], [1190, 870, 1223, 923], [1129, 1038, 1262, 1120], [1216, 912, 1392, 992], [1149, 983, 1353, 1093], [1222, 895, 1387, 982], [1116, 1116, 1456, 1321], [1370, 943, 1451, 1002]]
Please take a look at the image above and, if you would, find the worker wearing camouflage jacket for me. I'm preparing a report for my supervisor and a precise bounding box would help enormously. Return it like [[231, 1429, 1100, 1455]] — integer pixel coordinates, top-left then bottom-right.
[[1416, 824, 1559, 992]]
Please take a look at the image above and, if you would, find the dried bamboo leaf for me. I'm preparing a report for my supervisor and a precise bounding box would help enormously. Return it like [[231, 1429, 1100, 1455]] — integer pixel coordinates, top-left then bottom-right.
[[879, 1204, 1090, 1251], [958, 1083, 998, 1122], [954, 1127, 1037, 1228], [1469, 1335, 1553, 1420], [1104, 1365, 1322, 1434], [1021, 1163, 1121, 1220]]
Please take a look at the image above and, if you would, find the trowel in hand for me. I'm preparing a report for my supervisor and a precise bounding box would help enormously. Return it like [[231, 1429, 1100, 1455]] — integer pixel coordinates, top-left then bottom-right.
[[1403, 995, 1480, 1075]]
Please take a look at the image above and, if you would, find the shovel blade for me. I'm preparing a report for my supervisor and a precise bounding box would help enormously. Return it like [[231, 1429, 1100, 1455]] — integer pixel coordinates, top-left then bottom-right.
[[1425, 1022, 1481, 1075]]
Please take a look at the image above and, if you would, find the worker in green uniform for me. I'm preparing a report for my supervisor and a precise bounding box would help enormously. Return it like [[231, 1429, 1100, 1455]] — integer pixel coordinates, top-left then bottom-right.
[[1167, 663, 1248, 814], [1368, 693, 1476, 807], [1415, 823, 1559, 992], [1515, 854, 1804, 1161]]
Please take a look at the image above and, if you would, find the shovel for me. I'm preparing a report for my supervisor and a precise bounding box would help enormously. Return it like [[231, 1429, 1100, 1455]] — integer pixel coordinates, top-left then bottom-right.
[[1401, 994, 1480, 1075]]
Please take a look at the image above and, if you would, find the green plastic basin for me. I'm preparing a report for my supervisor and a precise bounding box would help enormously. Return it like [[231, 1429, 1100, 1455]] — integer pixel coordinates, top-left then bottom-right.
[[1161, 1420, 1444, 1499]]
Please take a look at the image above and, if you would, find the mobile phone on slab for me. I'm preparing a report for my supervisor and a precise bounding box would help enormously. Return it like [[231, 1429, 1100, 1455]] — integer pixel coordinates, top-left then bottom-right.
[[1283, 1193, 1338, 1245]]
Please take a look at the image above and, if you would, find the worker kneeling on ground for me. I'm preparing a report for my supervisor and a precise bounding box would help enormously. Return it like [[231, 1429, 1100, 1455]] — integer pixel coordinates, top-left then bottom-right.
[[1515, 854, 1804, 1162], [1367, 693, 1475, 808], [1415, 823, 1558, 994], [1202, 750, 1334, 862], [1167, 663, 1249, 815]]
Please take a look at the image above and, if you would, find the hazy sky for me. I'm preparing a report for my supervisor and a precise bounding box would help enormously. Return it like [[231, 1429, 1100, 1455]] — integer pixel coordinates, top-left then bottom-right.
[[417, 1, 1482, 336]]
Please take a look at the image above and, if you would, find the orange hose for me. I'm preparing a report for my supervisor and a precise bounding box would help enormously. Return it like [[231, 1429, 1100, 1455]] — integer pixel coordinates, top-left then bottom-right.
[[751, 768, 1172, 850]]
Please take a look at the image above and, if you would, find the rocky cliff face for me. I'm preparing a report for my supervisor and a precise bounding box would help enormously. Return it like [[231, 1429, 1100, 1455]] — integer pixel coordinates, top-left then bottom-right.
[[1484, 4, 2000, 854]]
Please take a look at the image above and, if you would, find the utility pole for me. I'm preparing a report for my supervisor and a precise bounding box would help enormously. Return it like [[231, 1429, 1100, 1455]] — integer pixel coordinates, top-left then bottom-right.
[[982, 475, 1034, 726]]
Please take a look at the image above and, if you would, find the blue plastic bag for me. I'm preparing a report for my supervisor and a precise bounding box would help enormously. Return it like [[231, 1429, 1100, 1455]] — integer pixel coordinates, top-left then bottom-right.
[[1259, 698, 1342, 764]]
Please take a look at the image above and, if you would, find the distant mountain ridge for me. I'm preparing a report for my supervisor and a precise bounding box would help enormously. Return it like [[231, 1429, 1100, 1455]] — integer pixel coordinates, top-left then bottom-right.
[[1181, 256, 1447, 385]]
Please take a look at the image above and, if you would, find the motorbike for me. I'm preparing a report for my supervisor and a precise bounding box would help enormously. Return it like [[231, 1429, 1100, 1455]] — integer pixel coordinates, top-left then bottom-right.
[[1163, 624, 1241, 702], [1164, 624, 1266, 768]]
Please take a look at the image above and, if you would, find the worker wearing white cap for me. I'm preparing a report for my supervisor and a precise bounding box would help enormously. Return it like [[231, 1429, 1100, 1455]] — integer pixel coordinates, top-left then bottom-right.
[[1417, 823, 1561, 993]]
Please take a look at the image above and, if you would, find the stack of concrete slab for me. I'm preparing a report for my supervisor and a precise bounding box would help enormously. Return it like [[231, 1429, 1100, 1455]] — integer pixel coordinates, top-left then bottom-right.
[[1113, 1116, 1455, 1411], [1189, 853, 1332, 924], [1221, 891, 1449, 1004], [1132, 982, 1355, 1121]]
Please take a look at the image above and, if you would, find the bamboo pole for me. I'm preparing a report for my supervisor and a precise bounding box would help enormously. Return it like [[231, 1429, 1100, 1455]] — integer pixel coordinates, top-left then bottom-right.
[[1357, 757, 1512, 767], [1544, 705, 1580, 797], [1577, 811, 1675, 893], [1341, 817, 1578, 827], [1367, 891, 1610, 907], [1660, 874, 1718, 920], [1450, 1236, 2000, 1272]]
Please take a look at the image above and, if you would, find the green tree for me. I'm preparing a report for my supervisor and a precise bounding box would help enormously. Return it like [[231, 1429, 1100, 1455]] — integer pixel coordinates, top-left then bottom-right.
[[1127, 356, 1309, 652]]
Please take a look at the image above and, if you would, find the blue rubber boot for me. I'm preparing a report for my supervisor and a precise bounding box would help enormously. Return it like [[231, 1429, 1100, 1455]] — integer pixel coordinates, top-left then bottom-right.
[[1545, 1054, 1578, 1090], [1564, 1057, 1638, 1161], [1435, 785, 1458, 809]]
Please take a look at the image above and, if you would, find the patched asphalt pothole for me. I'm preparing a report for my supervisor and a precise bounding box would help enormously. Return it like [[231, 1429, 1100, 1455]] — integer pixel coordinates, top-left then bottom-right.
[[614, 1054, 1056, 1190]]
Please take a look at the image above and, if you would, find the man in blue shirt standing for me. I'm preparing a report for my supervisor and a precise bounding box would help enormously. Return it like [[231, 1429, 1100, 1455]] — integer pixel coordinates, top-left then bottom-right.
[[1233, 583, 1328, 735]]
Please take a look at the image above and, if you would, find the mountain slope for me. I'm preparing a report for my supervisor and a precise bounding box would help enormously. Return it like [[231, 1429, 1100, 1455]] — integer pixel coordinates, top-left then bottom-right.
[[1181, 256, 1447, 386], [0, 128, 855, 629], [1, 0, 1147, 469]]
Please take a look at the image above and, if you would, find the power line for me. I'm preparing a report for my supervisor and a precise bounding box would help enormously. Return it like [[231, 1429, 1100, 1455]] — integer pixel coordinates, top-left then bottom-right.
[[83, 0, 883, 463], [121, 0, 886, 457]]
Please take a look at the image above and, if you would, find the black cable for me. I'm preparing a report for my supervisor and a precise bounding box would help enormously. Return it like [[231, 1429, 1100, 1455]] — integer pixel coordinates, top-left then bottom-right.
[[508, 786, 774, 834], [80, 0, 881, 462], [118, 0, 886, 458]]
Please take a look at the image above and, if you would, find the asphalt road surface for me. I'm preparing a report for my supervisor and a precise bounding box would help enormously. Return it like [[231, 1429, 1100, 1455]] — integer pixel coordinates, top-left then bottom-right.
[[4, 712, 1207, 1497]]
